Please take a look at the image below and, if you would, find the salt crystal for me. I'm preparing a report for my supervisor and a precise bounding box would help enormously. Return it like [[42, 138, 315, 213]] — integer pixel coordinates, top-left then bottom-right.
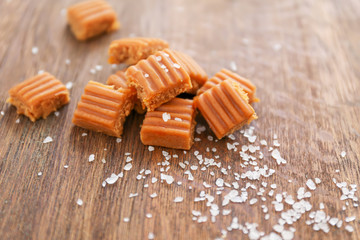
[[174, 197, 184, 203], [95, 65, 103, 71], [15, 118, 20, 123], [173, 63, 181, 69], [82, 133, 87, 137], [162, 112, 171, 122], [340, 151, 346, 158], [124, 163, 132, 171], [315, 178, 321, 184], [345, 225, 354, 232], [116, 138, 122, 143], [0, 111, 4, 116], [148, 232, 155, 239], [37, 172, 42, 176], [90, 69, 96, 74], [230, 61, 237, 71], [54, 111, 60, 117], [150, 193, 157, 198], [88, 154, 95, 162], [76, 199, 83, 206], [64, 165, 68, 169], [152, 177, 158, 183], [249, 198, 258, 205], [32, 47, 39, 55], [306, 179, 316, 190], [345, 216, 356, 222], [161, 173, 174, 184], [43, 136, 53, 143], [123, 217, 130, 222], [129, 193, 138, 198], [105, 173, 119, 184], [65, 82, 73, 89], [65, 59, 71, 65], [174, 117, 182, 122]]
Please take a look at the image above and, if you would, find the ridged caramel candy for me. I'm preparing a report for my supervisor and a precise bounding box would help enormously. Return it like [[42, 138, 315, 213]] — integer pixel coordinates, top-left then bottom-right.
[[194, 79, 257, 139], [197, 68, 258, 103], [140, 98, 196, 150], [67, 0, 119, 41], [172, 50, 208, 94], [106, 70, 145, 114], [72, 81, 135, 137], [108, 38, 169, 65], [7, 72, 70, 122], [125, 49, 192, 111]]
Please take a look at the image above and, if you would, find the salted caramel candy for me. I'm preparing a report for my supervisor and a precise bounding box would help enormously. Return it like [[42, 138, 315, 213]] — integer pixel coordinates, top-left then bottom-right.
[[7, 72, 70, 122], [140, 98, 196, 150], [72, 81, 135, 137], [67, 0, 119, 41], [106, 70, 145, 114], [125, 49, 192, 111], [108, 38, 169, 65], [194, 79, 257, 139], [197, 68, 258, 103], [172, 50, 208, 94]]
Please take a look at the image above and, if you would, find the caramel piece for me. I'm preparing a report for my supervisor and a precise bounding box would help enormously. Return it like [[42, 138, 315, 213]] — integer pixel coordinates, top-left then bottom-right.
[[197, 69, 258, 103], [67, 0, 119, 41], [172, 50, 208, 94], [125, 49, 192, 111], [106, 70, 145, 114], [72, 81, 135, 137], [108, 38, 169, 65], [7, 72, 70, 122], [194, 79, 257, 139], [140, 98, 196, 150]]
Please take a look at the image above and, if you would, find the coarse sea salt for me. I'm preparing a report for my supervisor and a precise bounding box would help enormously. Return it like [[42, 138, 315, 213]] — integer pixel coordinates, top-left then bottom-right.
[[162, 112, 171, 122], [88, 154, 95, 162], [43, 136, 53, 143], [174, 197, 184, 203], [105, 173, 119, 184], [76, 199, 83, 206]]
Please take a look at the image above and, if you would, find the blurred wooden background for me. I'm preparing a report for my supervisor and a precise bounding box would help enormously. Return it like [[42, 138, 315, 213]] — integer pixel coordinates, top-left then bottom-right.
[[0, 0, 359, 239]]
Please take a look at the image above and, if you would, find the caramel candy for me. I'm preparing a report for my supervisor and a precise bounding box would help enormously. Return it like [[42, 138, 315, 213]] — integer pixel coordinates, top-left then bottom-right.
[[172, 50, 208, 94], [194, 79, 257, 139], [72, 81, 135, 137], [125, 49, 192, 111], [140, 98, 196, 150], [108, 38, 169, 65], [197, 69, 258, 103], [7, 72, 70, 122], [67, 0, 119, 41], [106, 70, 145, 114]]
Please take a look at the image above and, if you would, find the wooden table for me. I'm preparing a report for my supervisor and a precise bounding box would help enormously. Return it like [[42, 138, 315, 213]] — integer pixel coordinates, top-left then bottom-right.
[[0, 0, 359, 239]]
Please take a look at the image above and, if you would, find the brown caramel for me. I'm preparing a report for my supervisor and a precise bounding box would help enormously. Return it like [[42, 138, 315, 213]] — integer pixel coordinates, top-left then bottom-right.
[[140, 98, 196, 150], [194, 79, 257, 139], [172, 50, 208, 94], [108, 38, 169, 65], [7, 72, 70, 122], [106, 70, 145, 114], [72, 81, 135, 137], [197, 69, 258, 103], [125, 49, 192, 111], [67, 0, 119, 41]]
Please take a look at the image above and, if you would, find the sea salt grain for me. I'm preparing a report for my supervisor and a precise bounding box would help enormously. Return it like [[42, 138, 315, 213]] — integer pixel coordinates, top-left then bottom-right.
[[150, 193, 157, 198], [340, 151, 346, 158], [162, 112, 171, 122], [43, 136, 53, 143], [88, 154, 95, 162], [148, 233, 155, 239], [123, 218, 130, 222], [174, 197, 184, 203], [37, 172, 42, 176], [65, 59, 71, 65], [32, 47, 39, 55], [66, 82, 73, 89], [76, 199, 83, 206], [105, 173, 119, 184], [173, 63, 181, 69], [124, 163, 132, 171], [306, 179, 316, 190]]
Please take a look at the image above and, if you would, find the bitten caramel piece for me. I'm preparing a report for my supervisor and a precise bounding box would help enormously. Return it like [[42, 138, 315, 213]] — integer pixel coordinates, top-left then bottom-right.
[[194, 79, 257, 139], [172, 50, 208, 94], [108, 38, 169, 65], [72, 81, 135, 137], [67, 0, 119, 41], [106, 70, 146, 114], [197, 69, 258, 103], [7, 72, 70, 122], [140, 98, 196, 150], [125, 49, 192, 111]]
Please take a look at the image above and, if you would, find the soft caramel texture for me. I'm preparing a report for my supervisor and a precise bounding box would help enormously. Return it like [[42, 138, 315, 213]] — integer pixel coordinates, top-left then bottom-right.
[[197, 68, 258, 103], [194, 79, 257, 139], [67, 0, 119, 41], [140, 98, 196, 150], [172, 50, 208, 94], [7, 72, 70, 122], [125, 49, 192, 111], [72, 81, 135, 137], [106, 70, 145, 114], [108, 38, 169, 65]]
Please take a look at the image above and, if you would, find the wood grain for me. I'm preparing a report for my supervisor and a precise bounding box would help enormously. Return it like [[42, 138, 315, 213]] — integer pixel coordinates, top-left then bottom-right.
[[0, 0, 359, 239]]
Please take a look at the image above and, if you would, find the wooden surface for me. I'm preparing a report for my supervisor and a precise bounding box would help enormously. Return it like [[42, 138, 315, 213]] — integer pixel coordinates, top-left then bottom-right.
[[0, 0, 359, 239]]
